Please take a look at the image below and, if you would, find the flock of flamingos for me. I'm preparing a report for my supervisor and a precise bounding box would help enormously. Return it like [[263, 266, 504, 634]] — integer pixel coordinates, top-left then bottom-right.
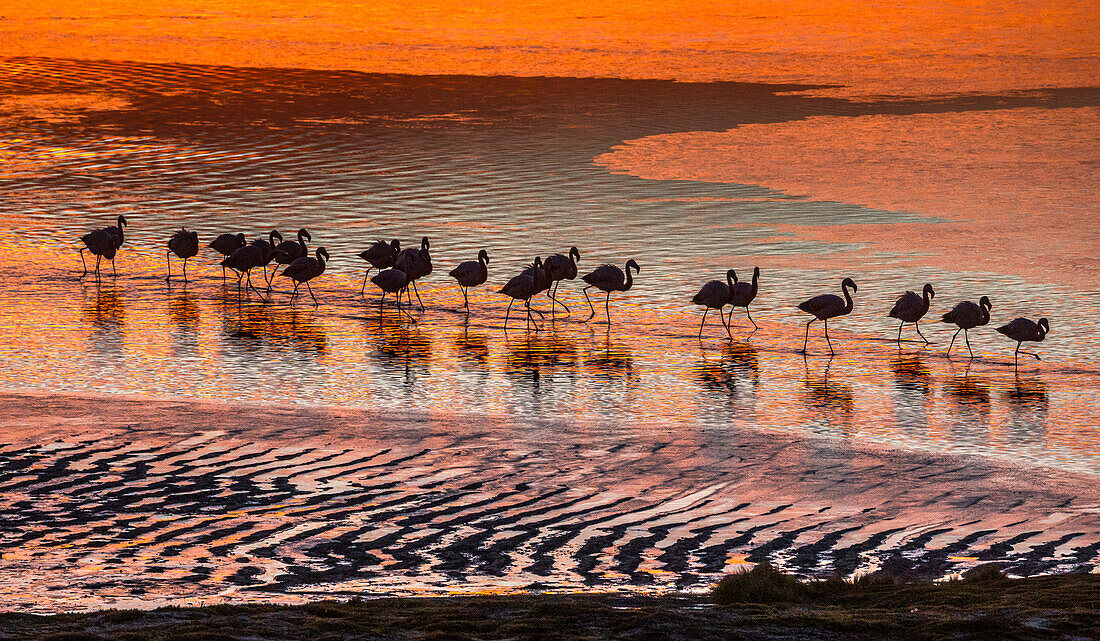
[[78, 216, 1049, 367]]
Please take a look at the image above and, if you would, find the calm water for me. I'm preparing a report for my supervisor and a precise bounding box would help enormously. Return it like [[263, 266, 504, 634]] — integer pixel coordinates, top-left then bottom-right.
[[0, 57, 1097, 611]]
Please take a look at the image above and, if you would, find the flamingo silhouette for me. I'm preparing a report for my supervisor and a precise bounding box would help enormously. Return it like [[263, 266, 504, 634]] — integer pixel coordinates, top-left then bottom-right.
[[79, 215, 127, 279], [358, 239, 400, 294], [396, 237, 433, 310], [728, 266, 760, 330], [209, 232, 246, 280], [581, 259, 639, 325], [449, 249, 490, 315], [371, 267, 416, 321], [888, 283, 935, 345], [543, 246, 580, 316], [691, 269, 735, 339], [942, 296, 992, 359], [996, 317, 1049, 369], [166, 228, 199, 282], [501, 257, 550, 331], [798, 277, 857, 355], [282, 247, 329, 305]]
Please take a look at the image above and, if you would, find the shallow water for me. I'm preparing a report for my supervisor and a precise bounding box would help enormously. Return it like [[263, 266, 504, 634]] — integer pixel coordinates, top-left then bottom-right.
[[0, 58, 1098, 611]]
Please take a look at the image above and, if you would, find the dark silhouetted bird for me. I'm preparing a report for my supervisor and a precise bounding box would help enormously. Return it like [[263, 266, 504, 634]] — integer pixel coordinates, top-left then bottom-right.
[[253, 230, 283, 287], [449, 249, 490, 315], [581, 259, 639, 325], [358, 239, 400, 294], [166, 228, 199, 282], [209, 232, 246, 280], [996, 317, 1049, 369], [396, 236, 433, 310], [691, 269, 736, 339], [501, 257, 550, 331], [273, 228, 311, 279], [888, 283, 935, 345], [371, 267, 415, 321], [728, 266, 760, 330], [543, 246, 580, 315], [942, 295, 992, 358], [221, 242, 268, 299], [798, 277, 857, 355], [79, 215, 127, 278], [282, 246, 329, 305]]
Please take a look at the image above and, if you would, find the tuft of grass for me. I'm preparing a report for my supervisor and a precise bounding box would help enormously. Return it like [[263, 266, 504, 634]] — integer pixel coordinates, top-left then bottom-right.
[[962, 563, 1008, 584], [710, 562, 805, 604]]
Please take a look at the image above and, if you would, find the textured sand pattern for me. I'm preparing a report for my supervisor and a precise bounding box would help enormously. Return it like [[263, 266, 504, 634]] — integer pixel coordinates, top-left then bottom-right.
[[1, 392, 1096, 613]]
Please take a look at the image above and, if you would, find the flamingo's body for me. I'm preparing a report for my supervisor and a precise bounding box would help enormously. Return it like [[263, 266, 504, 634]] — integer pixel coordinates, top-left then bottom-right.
[[209, 232, 246, 280], [396, 237, 433, 310], [371, 267, 415, 320], [358, 239, 400, 294], [996, 317, 1049, 368], [581, 259, 639, 325], [449, 249, 490, 315], [543, 246, 580, 315], [691, 269, 735, 338], [273, 228, 311, 281], [888, 283, 935, 345], [222, 242, 268, 298], [501, 257, 550, 331], [281, 246, 329, 305], [79, 215, 127, 278], [253, 230, 283, 286], [798, 277, 857, 355], [166, 228, 199, 281], [728, 266, 760, 330], [942, 296, 992, 358]]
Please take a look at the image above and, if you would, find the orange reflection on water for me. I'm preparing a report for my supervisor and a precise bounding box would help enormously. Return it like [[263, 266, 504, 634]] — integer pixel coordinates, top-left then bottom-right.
[[0, 242, 1097, 472], [597, 107, 1100, 289], [1, 1, 1097, 94]]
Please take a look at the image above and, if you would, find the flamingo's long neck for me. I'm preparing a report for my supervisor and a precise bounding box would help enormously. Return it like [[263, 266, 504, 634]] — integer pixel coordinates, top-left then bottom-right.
[[749, 270, 759, 298], [316, 250, 326, 273], [621, 264, 634, 291], [842, 282, 854, 313], [299, 233, 308, 254], [726, 271, 736, 292]]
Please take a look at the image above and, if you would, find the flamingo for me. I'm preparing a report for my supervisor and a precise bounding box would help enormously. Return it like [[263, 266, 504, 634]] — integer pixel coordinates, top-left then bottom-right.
[[691, 269, 735, 339], [888, 283, 935, 345], [253, 230, 283, 286], [797, 277, 857, 355], [396, 236, 433, 310], [221, 242, 268, 299], [996, 317, 1049, 369], [581, 259, 639, 325], [942, 295, 992, 358], [281, 247, 329, 305], [358, 239, 400, 294], [728, 266, 760, 330], [543, 246, 580, 315], [449, 249, 490, 315], [166, 228, 199, 282], [501, 257, 550, 331], [272, 228, 311, 281], [371, 268, 416, 321], [209, 232, 246, 280], [79, 215, 127, 278]]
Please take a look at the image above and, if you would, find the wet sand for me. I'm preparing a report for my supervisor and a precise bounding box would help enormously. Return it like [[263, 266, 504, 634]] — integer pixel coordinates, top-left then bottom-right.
[[1, 390, 1096, 613]]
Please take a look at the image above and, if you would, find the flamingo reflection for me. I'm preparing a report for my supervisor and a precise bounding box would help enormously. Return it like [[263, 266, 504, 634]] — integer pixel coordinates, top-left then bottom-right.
[[803, 356, 854, 422], [889, 352, 931, 394]]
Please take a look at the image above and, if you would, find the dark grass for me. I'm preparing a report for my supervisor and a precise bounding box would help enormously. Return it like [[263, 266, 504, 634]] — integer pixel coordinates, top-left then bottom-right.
[[1, 570, 1096, 641]]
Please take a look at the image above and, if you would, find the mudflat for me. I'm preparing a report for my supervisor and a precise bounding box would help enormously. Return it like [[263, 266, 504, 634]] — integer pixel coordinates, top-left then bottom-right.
[[1, 390, 1096, 613]]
